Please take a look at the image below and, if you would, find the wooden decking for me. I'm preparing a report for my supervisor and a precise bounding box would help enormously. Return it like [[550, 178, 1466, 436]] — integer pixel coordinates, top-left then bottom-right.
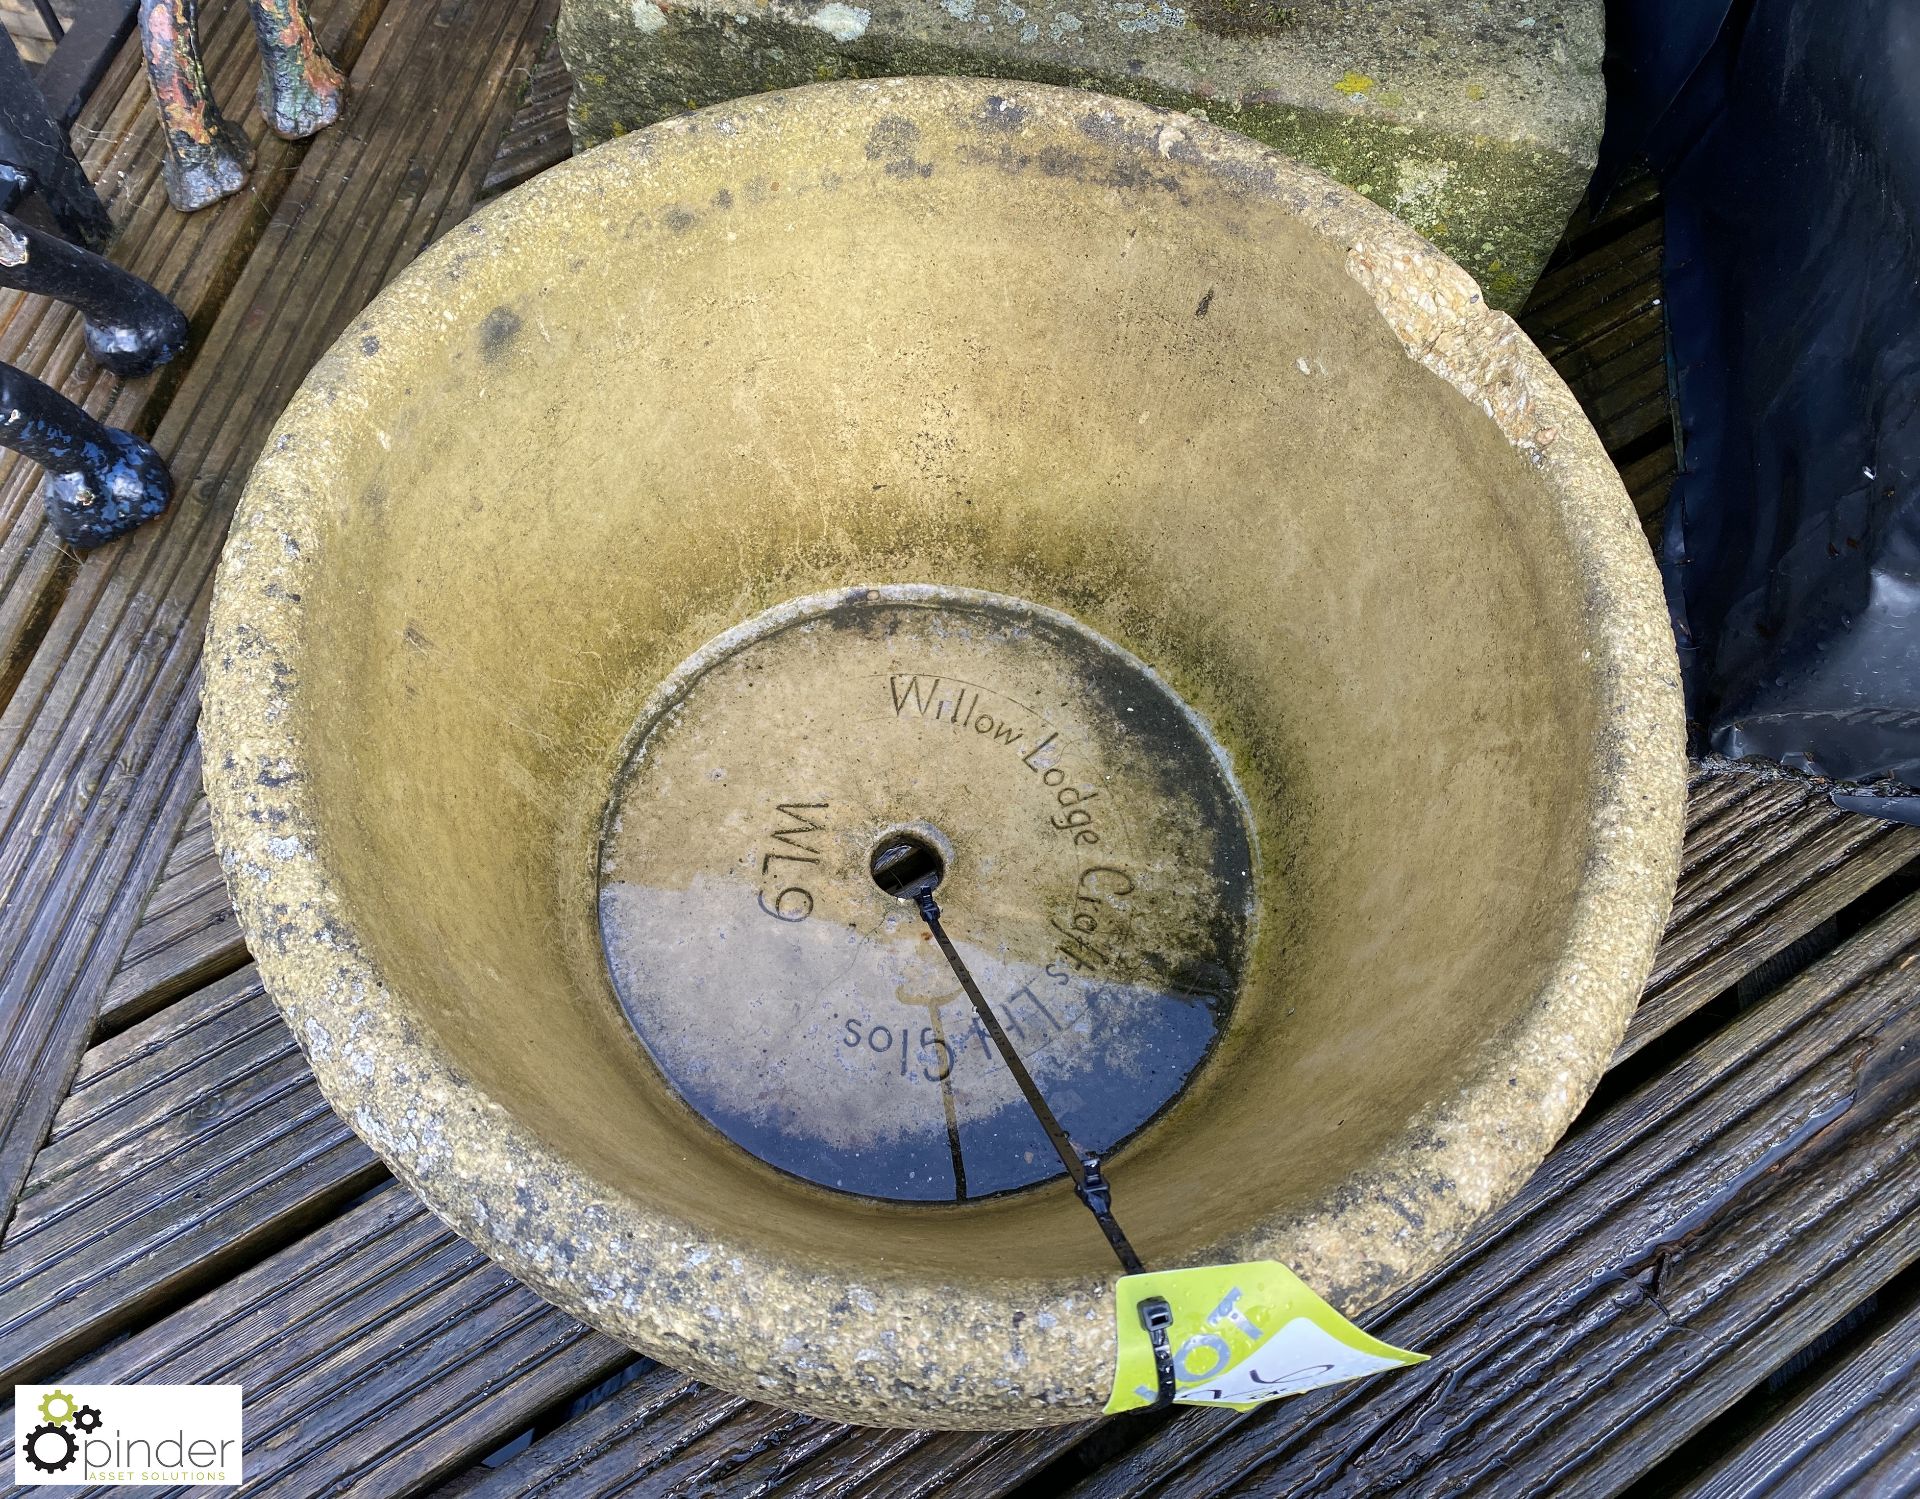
[[0, 24, 1916, 1495], [2, 0, 75, 65]]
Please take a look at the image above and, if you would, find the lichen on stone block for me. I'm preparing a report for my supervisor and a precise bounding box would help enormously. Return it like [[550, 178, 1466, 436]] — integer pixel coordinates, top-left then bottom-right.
[[555, 0, 1603, 309]]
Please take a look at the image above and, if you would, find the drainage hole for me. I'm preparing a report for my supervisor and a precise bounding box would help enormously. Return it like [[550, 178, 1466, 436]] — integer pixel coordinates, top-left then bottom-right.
[[870, 831, 946, 900]]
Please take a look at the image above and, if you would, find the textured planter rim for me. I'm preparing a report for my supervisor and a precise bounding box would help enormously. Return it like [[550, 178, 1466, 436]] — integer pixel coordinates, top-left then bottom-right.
[[202, 76, 1686, 1429]]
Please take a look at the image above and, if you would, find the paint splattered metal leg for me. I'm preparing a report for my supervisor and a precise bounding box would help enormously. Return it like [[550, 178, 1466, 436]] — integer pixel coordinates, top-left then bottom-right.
[[0, 360, 174, 549], [139, 0, 254, 212], [0, 213, 189, 377], [249, 0, 344, 140]]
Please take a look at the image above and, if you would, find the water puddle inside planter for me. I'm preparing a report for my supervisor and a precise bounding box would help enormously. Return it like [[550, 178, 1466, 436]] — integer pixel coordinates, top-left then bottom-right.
[[597, 585, 1257, 1202]]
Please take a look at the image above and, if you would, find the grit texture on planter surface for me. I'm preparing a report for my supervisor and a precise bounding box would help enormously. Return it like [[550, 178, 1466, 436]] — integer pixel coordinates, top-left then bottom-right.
[[556, 0, 1602, 309], [201, 79, 1683, 1430]]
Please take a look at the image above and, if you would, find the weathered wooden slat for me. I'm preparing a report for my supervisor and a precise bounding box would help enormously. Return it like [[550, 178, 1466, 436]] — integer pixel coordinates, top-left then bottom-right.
[[1522, 213, 1664, 317], [1680, 1296, 1920, 1498], [118, 844, 226, 957], [1594, 399, 1671, 461], [98, 877, 246, 1032], [1522, 286, 1662, 377], [871, 1427, 1105, 1499], [1588, 357, 1672, 454], [1671, 778, 1850, 922], [0, 0, 555, 1227], [1625, 789, 1920, 1060], [0, 1183, 633, 1498], [152, 790, 212, 882], [95, 749, 245, 1032], [1, 0, 68, 64], [100, 847, 247, 1042], [1513, 180, 1672, 533], [1620, 444, 1675, 520], [0, 965, 382, 1385], [0, 0, 351, 1158], [1522, 255, 1663, 370], [480, 39, 572, 199], [1056, 892, 1920, 1498], [1676, 774, 1813, 878], [1536, 301, 1663, 402], [482, 104, 571, 199], [1684, 761, 1766, 819], [443, 1364, 1083, 1499], [0, 660, 207, 1220], [438, 1369, 742, 1497], [1539, 172, 1661, 274]]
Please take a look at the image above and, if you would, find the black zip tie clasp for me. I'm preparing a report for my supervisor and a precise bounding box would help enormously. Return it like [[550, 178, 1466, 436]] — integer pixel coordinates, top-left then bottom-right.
[[1138, 1295, 1178, 1408]]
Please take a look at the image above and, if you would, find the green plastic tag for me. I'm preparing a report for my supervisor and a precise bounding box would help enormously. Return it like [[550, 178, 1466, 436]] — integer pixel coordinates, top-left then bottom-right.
[[1106, 1261, 1425, 1413]]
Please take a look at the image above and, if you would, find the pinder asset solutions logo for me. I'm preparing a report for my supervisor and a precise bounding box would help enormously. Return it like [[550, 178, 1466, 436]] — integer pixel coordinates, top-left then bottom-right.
[[14, 1385, 243, 1487]]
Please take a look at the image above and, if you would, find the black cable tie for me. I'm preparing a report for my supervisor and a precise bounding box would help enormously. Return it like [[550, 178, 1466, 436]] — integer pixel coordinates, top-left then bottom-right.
[[913, 889, 1146, 1276]]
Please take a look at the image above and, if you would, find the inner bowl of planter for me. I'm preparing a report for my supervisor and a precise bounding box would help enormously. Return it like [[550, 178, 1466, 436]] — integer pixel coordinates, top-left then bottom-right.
[[203, 77, 1684, 1430]]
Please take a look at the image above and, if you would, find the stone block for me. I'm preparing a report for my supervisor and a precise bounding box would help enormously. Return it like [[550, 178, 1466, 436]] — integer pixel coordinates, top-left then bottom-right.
[[556, 0, 1603, 309]]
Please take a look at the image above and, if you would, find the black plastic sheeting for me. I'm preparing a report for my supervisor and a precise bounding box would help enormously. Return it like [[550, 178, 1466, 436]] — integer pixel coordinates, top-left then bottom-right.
[[1603, 0, 1920, 805]]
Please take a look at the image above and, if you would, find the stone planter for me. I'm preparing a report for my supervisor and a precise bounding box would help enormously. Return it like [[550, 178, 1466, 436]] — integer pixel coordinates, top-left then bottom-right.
[[202, 78, 1684, 1430]]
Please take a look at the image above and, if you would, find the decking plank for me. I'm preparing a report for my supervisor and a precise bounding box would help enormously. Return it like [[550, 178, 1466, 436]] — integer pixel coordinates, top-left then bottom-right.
[[1521, 214, 1664, 317], [159, 793, 212, 882], [0, 1183, 632, 1498], [98, 879, 247, 1033], [479, 35, 572, 198], [445, 1367, 1080, 1499], [0, 0, 558, 1229], [1536, 172, 1660, 278], [147, 845, 221, 918], [1621, 444, 1675, 522], [1520, 242, 1664, 360], [99, 754, 246, 1033], [1535, 297, 1662, 388], [1625, 798, 1920, 1061], [114, 850, 230, 965], [1680, 1296, 1920, 1499], [0, 965, 382, 1385]]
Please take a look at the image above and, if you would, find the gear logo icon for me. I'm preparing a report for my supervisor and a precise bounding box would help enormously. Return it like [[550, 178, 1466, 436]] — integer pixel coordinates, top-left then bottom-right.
[[22, 1421, 78, 1475], [19, 1389, 103, 1477]]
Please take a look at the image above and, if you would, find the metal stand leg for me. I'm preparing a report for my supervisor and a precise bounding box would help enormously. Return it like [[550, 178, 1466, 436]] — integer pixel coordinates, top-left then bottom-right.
[[0, 212, 188, 376], [0, 360, 174, 549], [248, 0, 345, 140], [138, 0, 254, 211]]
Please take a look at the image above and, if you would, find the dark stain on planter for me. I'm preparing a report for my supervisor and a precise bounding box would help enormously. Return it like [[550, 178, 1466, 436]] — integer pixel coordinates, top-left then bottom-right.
[[866, 116, 935, 178], [479, 306, 522, 362], [982, 94, 1029, 130]]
